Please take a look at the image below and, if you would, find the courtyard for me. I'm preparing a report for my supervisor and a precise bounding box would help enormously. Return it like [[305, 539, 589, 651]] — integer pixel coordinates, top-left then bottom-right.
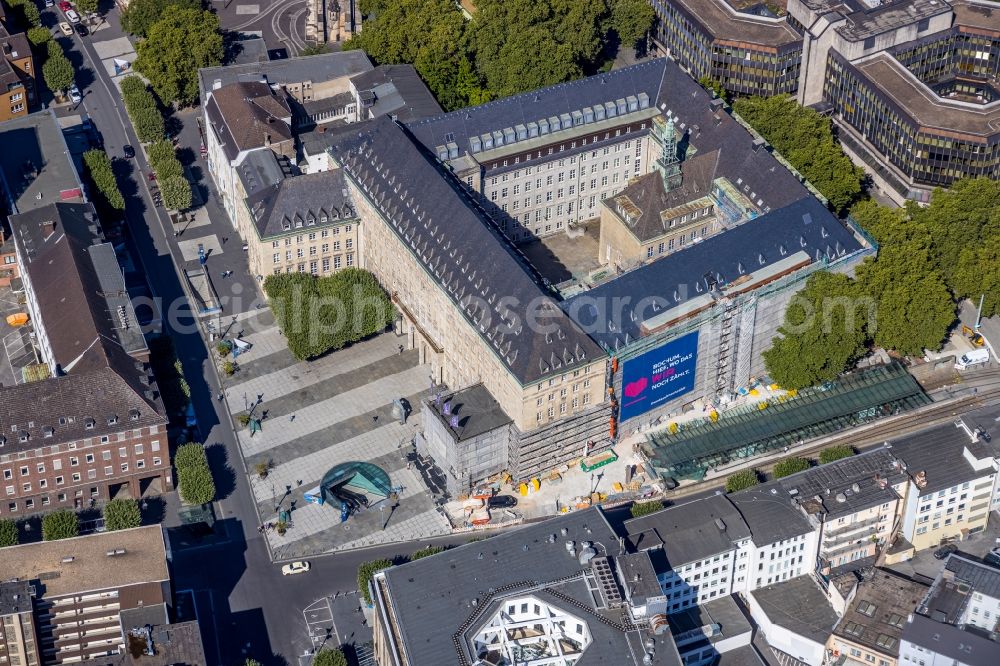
[[221, 310, 452, 559]]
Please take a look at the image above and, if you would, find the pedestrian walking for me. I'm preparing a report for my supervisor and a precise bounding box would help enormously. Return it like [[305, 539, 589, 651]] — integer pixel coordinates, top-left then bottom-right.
[[222, 237, 228, 244], [289, 414, 295, 422], [398, 344, 404, 354], [372, 415, 379, 424]]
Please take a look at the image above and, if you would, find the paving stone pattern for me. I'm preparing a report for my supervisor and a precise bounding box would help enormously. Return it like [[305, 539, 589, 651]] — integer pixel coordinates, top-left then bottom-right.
[[226, 328, 452, 556]]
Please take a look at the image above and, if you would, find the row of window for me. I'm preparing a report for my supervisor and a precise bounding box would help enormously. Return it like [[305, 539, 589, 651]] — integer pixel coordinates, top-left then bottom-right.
[[5, 458, 162, 496], [272, 241, 350, 261], [273, 254, 353, 275]]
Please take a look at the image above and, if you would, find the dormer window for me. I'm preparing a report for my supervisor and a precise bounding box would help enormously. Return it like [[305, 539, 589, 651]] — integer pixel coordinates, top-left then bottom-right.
[[19, 431, 29, 443], [129, 409, 140, 421], [85, 418, 96, 430], [43, 426, 55, 438], [0, 435, 5, 447], [108, 416, 119, 426]]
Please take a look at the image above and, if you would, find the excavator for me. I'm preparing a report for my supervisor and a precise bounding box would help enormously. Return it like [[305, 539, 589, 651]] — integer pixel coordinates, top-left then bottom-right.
[[962, 324, 986, 347]]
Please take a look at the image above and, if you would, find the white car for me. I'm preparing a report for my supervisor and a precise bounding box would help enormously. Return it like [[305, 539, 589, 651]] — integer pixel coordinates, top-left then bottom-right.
[[59, 22, 73, 36], [281, 561, 311, 576], [65, 8, 80, 23], [68, 86, 82, 104], [45, 0, 55, 7]]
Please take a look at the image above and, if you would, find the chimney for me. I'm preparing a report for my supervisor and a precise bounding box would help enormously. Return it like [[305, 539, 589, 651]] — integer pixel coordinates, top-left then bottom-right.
[[914, 470, 927, 489], [41, 220, 56, 238]]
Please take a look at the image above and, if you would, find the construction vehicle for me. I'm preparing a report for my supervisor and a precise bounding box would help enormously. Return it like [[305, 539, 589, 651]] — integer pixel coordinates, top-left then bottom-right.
[[962, 325, 985, 347]]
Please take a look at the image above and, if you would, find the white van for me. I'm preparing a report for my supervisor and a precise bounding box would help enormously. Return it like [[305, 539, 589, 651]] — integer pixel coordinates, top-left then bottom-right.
[[955, 348, 990, 369]]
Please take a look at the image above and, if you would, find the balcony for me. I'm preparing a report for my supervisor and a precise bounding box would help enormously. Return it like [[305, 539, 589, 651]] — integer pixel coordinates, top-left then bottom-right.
[[824, 514, 884, 540]]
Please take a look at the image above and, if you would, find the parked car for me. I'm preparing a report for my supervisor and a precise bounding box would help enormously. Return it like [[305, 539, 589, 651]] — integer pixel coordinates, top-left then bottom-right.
[[65, 8, 80, 23], [68, 85, 82, 104], [74, 23, 88, 36], [488, 495, 518, 509], [281, 561, 311, 576], [122, 145, 135, 159], [59, 22, 73, 36], [45, 0, 54, 7], [58, 0, 71, 10], [985, 547, 1000, 568], [933, 544, 958, 560]]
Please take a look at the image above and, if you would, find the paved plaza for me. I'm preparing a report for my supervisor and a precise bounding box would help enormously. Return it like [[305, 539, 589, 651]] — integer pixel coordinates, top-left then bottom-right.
[[223, 312, 452, 559]]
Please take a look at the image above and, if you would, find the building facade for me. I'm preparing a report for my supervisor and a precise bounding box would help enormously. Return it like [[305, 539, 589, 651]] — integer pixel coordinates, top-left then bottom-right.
[[0, 581, 41, 666], [0, 25, 34, 122]]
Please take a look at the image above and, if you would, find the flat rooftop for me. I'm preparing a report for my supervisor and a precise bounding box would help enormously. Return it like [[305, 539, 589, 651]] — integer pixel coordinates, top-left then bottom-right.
[[750, 576, 840, 644], [426, 383, 513, 441], [668, 0, 802, 47], [2, 525, 168, 598], [802, 0, 955, 41], [952, 0, 1000, 32], [832, 569, 928, 656], [854, 54, 1000, 139], [0, 110, 84, 214]]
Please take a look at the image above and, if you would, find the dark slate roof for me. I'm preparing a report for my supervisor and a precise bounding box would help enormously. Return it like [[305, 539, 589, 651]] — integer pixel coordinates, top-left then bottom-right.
[[669, 594, 752, 644], [0, 580, 33, 615], [244, 169, 357, 239], [426, 383, 513, 442], [566, 196, 863, 351], [832, 569, 928, 656], [379, 507, 682, 666], [888, 417, 996, 496], [235, 148, 287, 199], [350, 64, 443, 122], [750, 576, 840, 644], [0, 110, 85, 214], [0, 26, 30, 89], [728, 481, 815, 547], [624, 494, 751, 567], [324, 116, 604, 385], [607, 150, 721, 243], [945, 555, 1000, 600], [902, 612, 1000, 666], [77, 618, 208, 666], [204, 81, 293, 162], [778, 449, 906, 519]]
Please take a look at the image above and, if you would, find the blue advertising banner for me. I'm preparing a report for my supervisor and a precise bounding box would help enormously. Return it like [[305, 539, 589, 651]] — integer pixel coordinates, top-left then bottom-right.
[[619, 331, 699, 421]]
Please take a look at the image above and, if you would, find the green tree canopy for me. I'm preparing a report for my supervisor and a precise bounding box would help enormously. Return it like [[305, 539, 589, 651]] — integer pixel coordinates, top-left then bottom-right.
[[175, 443, 216, 505], [629, 500, 664, 518], [725, 469, 759, 493], [358, 559, 393, 605], [410, 545, 445, 560], [160, 175, 193, 211], [763, 271, 870, 390], [772, 457, 810, 478], [104, 497, 142, 531], [43, 51, 75, 94], [77, 0, 99, 14], [609, 0, 655, 48], [121, 0, 201, 37], [0, 518, 18, 547], [819, 445, 855, 465], [952, 236, 1000, 319], [135, 7, 223, 106], [83, 149, 125, 210], [27, 26, 51, 47], [733, 95, 864, 213], [43, 509, 80, 541], [312, 648, 348, 666]]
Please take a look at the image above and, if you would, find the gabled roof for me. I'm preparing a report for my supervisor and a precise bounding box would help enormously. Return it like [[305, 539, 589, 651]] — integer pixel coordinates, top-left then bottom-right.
[[244, 169, 357, 239], [205, 81, 293, 162], [728, 481, 815, 546], [350, 64, 443, 122], [324, 116, 604, 385]]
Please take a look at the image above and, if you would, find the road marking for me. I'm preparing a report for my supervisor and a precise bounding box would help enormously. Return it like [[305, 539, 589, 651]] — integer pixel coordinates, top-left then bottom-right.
[[236, 4, 260, 14]]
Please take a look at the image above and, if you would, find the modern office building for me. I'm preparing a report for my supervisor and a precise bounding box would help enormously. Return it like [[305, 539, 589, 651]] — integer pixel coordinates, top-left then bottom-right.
[[649, 0, 803, 96], [746, 575, 840, 665], [0, 581, 40, 666]]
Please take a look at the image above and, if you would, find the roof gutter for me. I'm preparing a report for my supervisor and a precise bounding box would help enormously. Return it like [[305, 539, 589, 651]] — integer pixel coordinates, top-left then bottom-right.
[[371, 572, 403, 666]]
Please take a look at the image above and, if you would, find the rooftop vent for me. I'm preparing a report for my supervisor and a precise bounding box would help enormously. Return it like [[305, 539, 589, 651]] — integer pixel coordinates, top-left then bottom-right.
[[61, 556, 75, 564], [714, 518, 726, 531], [106, 548, 127, 557]]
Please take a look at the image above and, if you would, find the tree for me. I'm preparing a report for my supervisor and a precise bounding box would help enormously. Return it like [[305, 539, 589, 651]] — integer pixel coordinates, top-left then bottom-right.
[[148, 335, 189, 419], [763, 271, 869, 390], [147, 140, 184, 180], [27, 26, 51, 47], [160, 175, 192, 211], [43, 50, 75, 95], [609, 0, 655, 48], [854, 244, 955, 356], [697, 75, 727, 102], [819, 445, 855, 465], [358, 559, 393, 605], [952, 236, 1000, 319], [410, 545, 444, 560], [312, 648, 348, 666], [43, 510, 79, 541], [130, 106, 166, 144], [733, 95, 863, 213], [264, 269, 396, 360], [103, 497, 142, 531], [175, 443, 216, 505], [0, 518, 18, 547], [134, 8, 223, 105], [121, 0, 200, 38], [629, 500, 663, 518], [21, 1, 41, 26], [83, 149, 125, 210], [244, 660, 262, 666], [76, 0, 99, 14], [772, 457, 810, 478], [725, 469, 759, 493]]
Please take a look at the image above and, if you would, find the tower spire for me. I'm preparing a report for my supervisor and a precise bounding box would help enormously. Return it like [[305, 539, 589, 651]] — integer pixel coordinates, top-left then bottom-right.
[[654, 116, 683, 192]]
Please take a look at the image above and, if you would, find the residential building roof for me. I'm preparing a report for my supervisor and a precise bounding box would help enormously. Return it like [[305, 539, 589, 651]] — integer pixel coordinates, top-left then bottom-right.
[[669, 594, 752, 645], [0, 110, 85, 214], [568, 196, 863, 351], [779, 448, 907, 519], [235, 147, 288, 199], [426, 383, 513, 442], [0, 580, 33, 615], [606, 149, 721, 243], [198, 50, 373, 106], [664, 0, 803, 47], [920, 554, 1000, 623], [902, 612, 1000, 666], [77, 616, 207, 666], [204, 81, 293, 162], [886, 416, 996, 496], [832, 569, 928, 657], [243, 169, 357, 239], [945, 555, 1000, 600], [0, 25, 30, 89], [350, 64, 443, 122], [727, 481, 815, 546], [324, 115, 604, 385], [1, 526, 168, 598], [750, 576, 840, 644], [717, 645, 768, 666], [377, 507, 683, 666], [624, 494, 751, 567]]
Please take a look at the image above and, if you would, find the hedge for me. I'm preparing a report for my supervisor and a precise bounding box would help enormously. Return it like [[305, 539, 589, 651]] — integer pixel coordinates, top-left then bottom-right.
[[773, 457, 811, 479], [819, 445, 856, 465], [120, 76, 165, 143], [43, 509, 80, 541], [630, 500, 664, 518], [0, 518, 18, 547], [358, 559, 392, 605], [104, 497, 142, 531], [83, 149, 125, 210], [175, 443, 216, 505], [725, 469, 760, 493]]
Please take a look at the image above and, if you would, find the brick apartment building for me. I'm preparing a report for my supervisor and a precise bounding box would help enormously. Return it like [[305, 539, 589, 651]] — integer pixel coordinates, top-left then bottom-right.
[[0, 24, 34, 122], [0, 112, 171, 518]]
